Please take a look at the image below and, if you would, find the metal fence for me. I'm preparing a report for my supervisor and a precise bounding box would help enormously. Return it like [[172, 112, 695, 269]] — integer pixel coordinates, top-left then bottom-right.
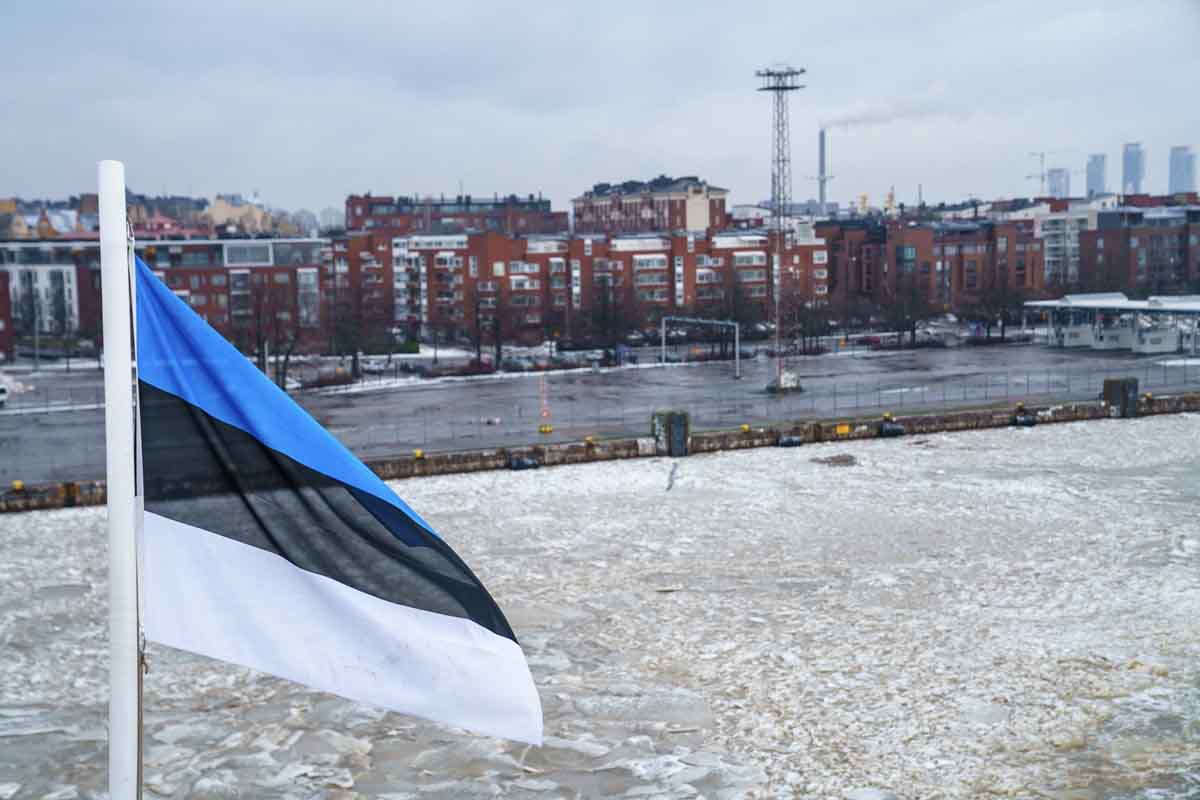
[[4, 360, 1200, 486]]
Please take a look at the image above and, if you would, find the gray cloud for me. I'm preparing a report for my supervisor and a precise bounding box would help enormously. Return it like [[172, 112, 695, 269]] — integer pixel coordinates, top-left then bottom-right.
[[2, 0, 1197, 212]]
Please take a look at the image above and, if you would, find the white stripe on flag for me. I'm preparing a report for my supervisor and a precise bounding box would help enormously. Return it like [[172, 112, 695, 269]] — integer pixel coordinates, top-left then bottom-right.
[[143, 511, 542, 744]]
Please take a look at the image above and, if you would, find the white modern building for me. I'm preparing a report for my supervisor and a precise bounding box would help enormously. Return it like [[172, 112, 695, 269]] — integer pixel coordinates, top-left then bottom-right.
[[0, 258, 79, 335]]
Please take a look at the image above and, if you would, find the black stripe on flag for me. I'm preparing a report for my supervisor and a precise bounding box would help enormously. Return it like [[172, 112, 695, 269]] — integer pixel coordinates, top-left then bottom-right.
[[139, 381, 516, 642]]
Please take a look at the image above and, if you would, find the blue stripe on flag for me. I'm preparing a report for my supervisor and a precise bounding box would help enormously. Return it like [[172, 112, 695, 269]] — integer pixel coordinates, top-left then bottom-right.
[[133, 256, 439, 543]]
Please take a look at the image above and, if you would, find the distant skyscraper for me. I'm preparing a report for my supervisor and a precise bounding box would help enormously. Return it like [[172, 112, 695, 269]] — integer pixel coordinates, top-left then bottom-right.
[[1047, 168, 1071, 199], [1122, 143, 1145, 195], [1086, 154, 1106, 197], [1169, 146, 1196, 194]]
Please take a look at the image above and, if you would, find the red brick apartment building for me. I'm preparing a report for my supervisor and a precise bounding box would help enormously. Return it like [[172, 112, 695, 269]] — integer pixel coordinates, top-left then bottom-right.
[[1, 211, 1056, 359], [374, 227, 830, 345], [1078, 205, 1200, 293], [572, 176, 730, 235], [820, 220, 1044, 316], [345, 193, 566, 236]]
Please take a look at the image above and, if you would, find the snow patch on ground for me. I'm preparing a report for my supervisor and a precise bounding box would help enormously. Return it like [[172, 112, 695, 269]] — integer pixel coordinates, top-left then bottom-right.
[[3, 415, 1200, 798]]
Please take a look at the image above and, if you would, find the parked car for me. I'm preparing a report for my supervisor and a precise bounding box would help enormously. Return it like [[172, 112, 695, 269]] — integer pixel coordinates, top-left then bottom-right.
[[625, 331, 646, 346], [0, 384, 8, 408]]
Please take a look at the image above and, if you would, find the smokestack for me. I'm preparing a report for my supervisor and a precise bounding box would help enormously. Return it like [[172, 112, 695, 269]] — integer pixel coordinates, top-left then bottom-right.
[[818, 128, 827, 209]]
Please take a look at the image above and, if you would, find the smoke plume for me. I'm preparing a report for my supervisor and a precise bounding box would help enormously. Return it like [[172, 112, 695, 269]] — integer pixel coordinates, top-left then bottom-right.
[[821, 88, 957, 130]]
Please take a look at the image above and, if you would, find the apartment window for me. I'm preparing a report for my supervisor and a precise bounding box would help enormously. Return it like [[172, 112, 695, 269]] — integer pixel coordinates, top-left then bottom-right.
[[634, 272, 668, 286], [273, 272, 290, 284], [813, 250, 828, 264], [210, 274, 227, 287], [189, 275, 204, 289], [274, 243, 321, 265], [1096, 238, 1104, 250], [1190, 234, 1198, 247], [736, 269, 767, 282], [814, 285, 828, 295], [733, 252, 767, 267], [188, 294, 207, 307], [997, 236, 1008, 251], [181, 249, 219, 267], [226, 244, 271, 265], [510, 261, 539, 274], [550, 276, 567, 289], [549, 258, 566, 274], [632, 254, 668, 269], [814, 269, 828, 279], [696, 270, 720, 284], [493, 261, 505, 277], [477, 281, 497, 293], [584, 239, 592, 256], [468, 255, 478, 277], [745, 286, 768, 297], [1130, 237, 1139, 247], [216, 295, 228, 308]]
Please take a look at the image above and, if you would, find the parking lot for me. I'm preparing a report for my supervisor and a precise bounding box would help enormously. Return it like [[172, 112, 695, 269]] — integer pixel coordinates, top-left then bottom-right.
[[4, 341, 1200, 485]]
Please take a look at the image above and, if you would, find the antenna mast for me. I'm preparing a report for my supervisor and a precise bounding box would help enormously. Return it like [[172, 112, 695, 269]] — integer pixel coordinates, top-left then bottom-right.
[[756, 65, 805, 382]]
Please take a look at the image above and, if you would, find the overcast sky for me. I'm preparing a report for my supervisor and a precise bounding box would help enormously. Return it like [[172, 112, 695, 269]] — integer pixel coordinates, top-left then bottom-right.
[[5, 1, 1198, 213]]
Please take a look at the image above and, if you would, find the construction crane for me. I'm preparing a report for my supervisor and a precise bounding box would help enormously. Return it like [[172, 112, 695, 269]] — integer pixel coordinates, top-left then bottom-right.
[[1026, 151, 1049, 195]]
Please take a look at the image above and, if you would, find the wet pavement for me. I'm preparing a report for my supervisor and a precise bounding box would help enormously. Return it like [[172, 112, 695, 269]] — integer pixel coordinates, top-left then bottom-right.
[[4, 343, 1200, 485]]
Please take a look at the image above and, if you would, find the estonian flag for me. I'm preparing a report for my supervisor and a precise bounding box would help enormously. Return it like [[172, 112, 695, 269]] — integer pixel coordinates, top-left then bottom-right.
[[133, 257, 542, 744]]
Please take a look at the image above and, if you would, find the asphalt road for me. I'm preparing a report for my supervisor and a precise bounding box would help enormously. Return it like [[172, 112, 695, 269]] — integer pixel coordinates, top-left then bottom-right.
[[4, 343, 1199, 484]]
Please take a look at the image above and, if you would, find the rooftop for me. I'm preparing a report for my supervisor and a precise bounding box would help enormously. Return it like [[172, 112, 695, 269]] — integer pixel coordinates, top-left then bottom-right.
[[581, 175, 729, 198]]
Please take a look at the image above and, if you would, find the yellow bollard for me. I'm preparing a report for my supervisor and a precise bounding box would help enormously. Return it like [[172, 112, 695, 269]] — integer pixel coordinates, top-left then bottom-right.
[[12, 480, 24, 492], [584, 435, 595, 445], [740, 423, 750, 433], [539, 424, 553, 434], [413, 449, 425, 460]]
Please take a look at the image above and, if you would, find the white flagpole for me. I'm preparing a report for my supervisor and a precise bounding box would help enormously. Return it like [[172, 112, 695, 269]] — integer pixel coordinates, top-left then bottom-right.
[[99, 159, 141, 799]]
